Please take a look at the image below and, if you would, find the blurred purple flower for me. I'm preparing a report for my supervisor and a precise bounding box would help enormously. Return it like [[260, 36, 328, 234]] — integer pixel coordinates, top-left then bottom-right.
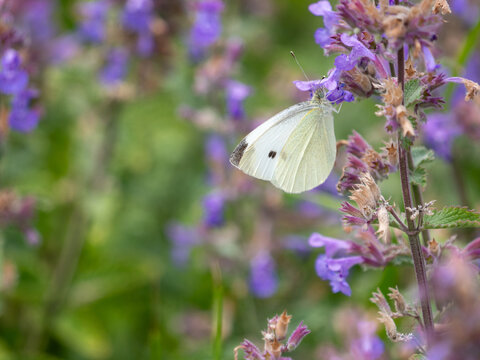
[[122, 0, 154, 56], [350, 321, 384, 360], [78, 0, 110, 44], [99, 48, 129, 86], [48, 35, 81, 65], [226, 80, 251, 120], [189, 0, 224, 59], [315, 254, 362, 296], [166, 222, 201, 266], [9, 89, 40, 132], [19, 0, 55, 45], [202, 191, 225, 227], [423, 113, 462, 161], [450, 0, 480, 26], [249, 252, 278, 298], [205, 134, 227, 164], [0, 49, 28, 95], [283, 235, 311, 258]]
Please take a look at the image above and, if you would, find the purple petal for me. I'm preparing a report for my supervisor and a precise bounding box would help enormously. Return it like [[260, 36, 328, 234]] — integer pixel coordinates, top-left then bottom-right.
[[293, 79, 324, 92], [309, 233, 351, 257], [308, 1, 332, 16]]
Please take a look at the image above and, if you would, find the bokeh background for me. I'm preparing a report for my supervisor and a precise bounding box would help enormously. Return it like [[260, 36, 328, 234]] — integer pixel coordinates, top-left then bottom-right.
[[0, 0, 479, 359]]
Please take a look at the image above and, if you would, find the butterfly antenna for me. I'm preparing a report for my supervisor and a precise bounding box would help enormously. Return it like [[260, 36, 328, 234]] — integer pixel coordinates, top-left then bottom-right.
[[290, 51, 310, 82]]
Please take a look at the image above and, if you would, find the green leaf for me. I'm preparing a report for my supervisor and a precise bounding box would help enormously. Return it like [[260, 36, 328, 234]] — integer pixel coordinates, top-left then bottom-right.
[[411, 146, 435, 168], [424, 206, 480, 229], [404, 79, 425, 107], [410, 166, 427, 187]]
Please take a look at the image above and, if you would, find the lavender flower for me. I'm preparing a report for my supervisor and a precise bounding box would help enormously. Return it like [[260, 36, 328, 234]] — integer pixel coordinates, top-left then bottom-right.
[[122, 0, 154, 56], [205, 134, 228, 164], [0, 49, 28, 95], [309, 1, 339, 48], [18, 0, 55, 46], [202, 191, 225, 227], [166, 222, 200, 266], [226, 80, 251, 120], [423, 112, 462, 161], [189, 0, 224, 59], [99, 48, 129, 86], [350, 321, 384, 360], [249, 252, 278, 298], [77, 0, 110, 44], [315, 254, 363, 296], [309, 232, 352, 257], [9, 89, 40, 132]]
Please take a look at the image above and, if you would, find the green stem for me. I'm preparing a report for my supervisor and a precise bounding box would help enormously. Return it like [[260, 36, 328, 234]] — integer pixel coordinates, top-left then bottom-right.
[[397, 45, 434, 345], [212, 262, 223, 360]]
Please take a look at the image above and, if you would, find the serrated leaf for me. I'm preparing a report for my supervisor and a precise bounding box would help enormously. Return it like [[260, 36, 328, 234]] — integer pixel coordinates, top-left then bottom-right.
[[423, 206, 480, 229], [410, 166, 427, 187], [404, 79, 425, 107], [411, 146, 435, 168]]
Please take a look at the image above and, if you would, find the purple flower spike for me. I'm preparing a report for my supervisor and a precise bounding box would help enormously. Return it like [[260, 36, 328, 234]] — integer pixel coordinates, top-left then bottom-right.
[[78, 0, 110, 44], [0, 49, 29, 95], [205, 134, 227, 164], [286, 321, 311, 351], [226, 80, 251, 120], [9, 89, 40, 132], [423, 113, 462, 161], [249, 252, 278, 298], [123, 0, 154, 56], [99, 48, 129, 86], [166, 222, 200, 266], [189, 0, 224, 59], [202, 191, 225, 227], [309, 233, 352, 257]]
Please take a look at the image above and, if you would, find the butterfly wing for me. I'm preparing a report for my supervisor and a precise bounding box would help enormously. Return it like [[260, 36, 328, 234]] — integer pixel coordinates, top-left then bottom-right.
[[271, 105, 336, 193], [230, 102, 319, 181]]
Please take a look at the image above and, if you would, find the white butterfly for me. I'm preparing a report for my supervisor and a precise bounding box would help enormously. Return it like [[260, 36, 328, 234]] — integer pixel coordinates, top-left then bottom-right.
[[230, 93, 337, 194]]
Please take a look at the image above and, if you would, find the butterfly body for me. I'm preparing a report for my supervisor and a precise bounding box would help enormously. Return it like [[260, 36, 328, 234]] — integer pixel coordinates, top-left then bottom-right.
[[230, 96, 336, 193]]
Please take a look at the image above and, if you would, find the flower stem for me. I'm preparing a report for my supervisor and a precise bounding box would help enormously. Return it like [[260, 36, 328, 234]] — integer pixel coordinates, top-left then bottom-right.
[[397, 45, 434, 345]]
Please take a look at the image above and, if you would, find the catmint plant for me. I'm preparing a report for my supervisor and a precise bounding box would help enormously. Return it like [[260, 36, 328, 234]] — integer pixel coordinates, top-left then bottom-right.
[[235, 0, 480, 358]]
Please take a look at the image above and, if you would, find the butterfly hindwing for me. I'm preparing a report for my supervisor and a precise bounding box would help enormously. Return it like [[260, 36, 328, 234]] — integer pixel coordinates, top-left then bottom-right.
[[271, 106, 335, 193]]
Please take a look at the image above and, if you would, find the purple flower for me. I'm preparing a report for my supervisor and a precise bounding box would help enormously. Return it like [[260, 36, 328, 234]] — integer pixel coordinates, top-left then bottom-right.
[[423, 113, 462, 161], [9, 89, 40, 132], [202, 191, 225, 227], [286, 321, 311, 351], [283, 235, 311, 258], [309, 233, 352, 257], [422, 45, 438, 72], [189, 0, 224, 59], [326, 83, 354, 104], [249, 252, 278, 298], [166, 222, 200, 266], [48, 35, 81, 65], [122, 0, 154, 56], [350, 323, 384, 360], [450, 0, 480, 26], [315, 254, 363, 296], [0, 49, 29, 95], [309, 1, 339, 47], [226, 80, 251, 120], [19, 0, 55, 45], [99, 48, 129, 86], [77, 0, 110, 44]]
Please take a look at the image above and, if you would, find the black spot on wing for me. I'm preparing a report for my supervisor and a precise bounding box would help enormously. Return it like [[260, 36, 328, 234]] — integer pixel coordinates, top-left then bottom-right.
[[230, 139, 248, 166], [268, 151, 277, 159]]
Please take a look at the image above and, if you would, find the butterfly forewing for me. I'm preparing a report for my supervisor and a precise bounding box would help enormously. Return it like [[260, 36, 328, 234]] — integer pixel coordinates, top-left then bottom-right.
[[230, 102, 319, 181]]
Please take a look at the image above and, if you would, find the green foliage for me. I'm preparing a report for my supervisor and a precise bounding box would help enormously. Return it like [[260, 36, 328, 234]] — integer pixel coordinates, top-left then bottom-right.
[[423, 206, 480, 229], [409, 146, 435, 187], [404, 79, 425, 108]]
